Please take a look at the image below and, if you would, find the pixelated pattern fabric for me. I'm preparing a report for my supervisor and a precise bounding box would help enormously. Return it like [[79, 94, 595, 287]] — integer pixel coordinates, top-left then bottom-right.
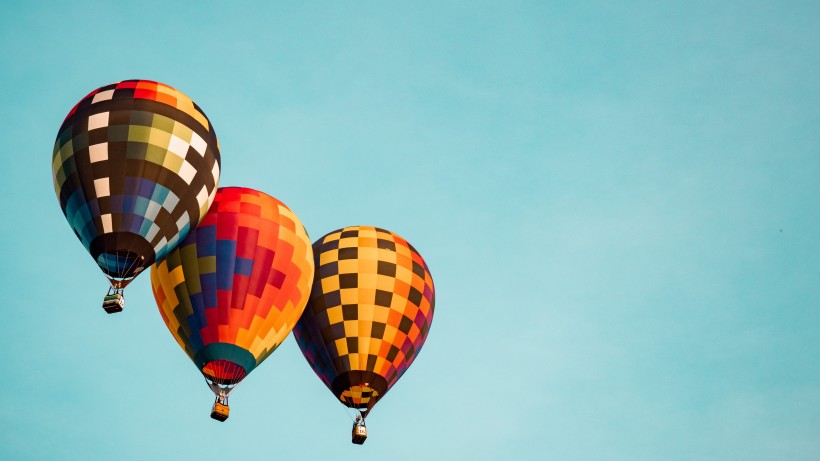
[[150, 187, 314, 384], [52, 80, 221, 278], [293, 226, 435, 414]]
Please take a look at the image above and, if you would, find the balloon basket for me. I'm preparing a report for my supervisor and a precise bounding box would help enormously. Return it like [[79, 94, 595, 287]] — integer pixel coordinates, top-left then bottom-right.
[[211, 401, 230, 422], [102, 292, 124, 314], [352, 420, 367, 444]]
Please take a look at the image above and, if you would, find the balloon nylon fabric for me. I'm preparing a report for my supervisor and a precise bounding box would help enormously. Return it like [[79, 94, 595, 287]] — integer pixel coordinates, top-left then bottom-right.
[[293, 226, 435, 415], [151, 187, 314, 385], [52, 79, 221, 279]]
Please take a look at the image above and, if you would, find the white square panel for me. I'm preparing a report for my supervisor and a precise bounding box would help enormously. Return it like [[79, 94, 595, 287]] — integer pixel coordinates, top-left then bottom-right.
[[176, 212, 190, 231], [154, 236, 168, 252], [190, 131, 207, 156], [101, 213, 113, 233], [162, 191, 180, 213], [88, 112, 109, 130], [196, 186, 208, 208], [145, 200, 162, 221], [92, 90, 114, 103], [178, 160, 196, 184], [94, 177, 110, 197], [146, 223, 160, 241], [211, 161, 220, 184], [88, 143, 108, 163], [167, 134, 190, 159]]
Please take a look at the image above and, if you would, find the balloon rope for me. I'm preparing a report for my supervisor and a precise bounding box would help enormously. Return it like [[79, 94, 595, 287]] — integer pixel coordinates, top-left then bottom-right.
[[121, 250, 138, 279], [119, 246, 143, 282], [342, 395, 357, 422], [114, 230, 122, 278], [227, 352, 241, 396]]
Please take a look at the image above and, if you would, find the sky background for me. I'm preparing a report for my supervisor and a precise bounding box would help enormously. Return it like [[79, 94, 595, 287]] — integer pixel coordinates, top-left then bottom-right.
[[1, 1, 818, 460]]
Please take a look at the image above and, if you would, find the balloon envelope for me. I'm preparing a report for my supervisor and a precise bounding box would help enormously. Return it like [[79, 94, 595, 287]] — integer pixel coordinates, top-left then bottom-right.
[[293, 226, 435, 416], [151, 187, 314, 389], [52, 79, 221, 280]]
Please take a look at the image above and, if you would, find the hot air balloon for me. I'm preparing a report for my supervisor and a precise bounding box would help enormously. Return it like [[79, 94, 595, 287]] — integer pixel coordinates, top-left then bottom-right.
[[52, 79, 221, 313], [293, 226, 435, 444], [150, 187, 314, 421]]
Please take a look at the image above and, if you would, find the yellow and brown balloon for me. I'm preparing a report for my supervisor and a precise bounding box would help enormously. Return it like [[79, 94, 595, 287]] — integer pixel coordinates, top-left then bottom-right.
[[293, 226, 435, 418]]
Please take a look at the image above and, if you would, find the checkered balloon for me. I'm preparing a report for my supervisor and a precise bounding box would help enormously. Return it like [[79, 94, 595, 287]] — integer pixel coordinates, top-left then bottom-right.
[[293, 226, 435, 416], [52, 80, 221, 280]]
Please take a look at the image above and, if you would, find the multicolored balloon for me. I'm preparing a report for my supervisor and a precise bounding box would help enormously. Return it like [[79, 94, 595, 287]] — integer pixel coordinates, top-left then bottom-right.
[[293, 226, 435, 442], [150, 187, 314, 421], [52, 79, 221, 310]]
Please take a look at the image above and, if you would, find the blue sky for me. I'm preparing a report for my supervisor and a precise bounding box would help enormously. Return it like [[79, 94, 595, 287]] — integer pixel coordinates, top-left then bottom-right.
[[1, 1, 818, 460]]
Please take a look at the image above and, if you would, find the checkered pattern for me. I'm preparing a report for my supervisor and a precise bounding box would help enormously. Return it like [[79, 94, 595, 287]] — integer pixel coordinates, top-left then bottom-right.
[[293, 226, 435, 412], [52, 80, 221, 278], [341, 384, 379, 406], [151, 187, 314, 384]]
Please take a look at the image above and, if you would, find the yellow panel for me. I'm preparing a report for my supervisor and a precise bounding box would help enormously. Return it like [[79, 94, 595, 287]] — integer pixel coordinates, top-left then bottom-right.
[[326, 306, 343, 325], [151, 266, 181, 338], [246, 326, 266, 356], [276, 205, 297, 229], [338, 236, 358, 248], [257, 290, 307, 359], [358, 273, 378, 289], [176, 101, 209, 130], [340, 288, 360, 305], [348, 352, 360, 370], [168, 120, 192, 143], [376, 245, 397, 261], [337, 259, 358, 274], [357, 305, 376, 322], [376, 274, 396, 291], [357, 227, 379, 239], [235, 327, 248, 348], [382, 325, 397, 344], [358, 258, 379, 275], [162, 150, 184, 171], [390, 293, 409, 311], [335, 338, 348, 356], [394, 242, 412, 258], [367, 337, 382, 356], [157, 266, 179, 309], [358, 247, 380, 261], [60, 140, 74, 162], [343, 320, 359, 337], [323, 231, 342, 242], [169, 266, 185, 287], [373, 306, 389, 323], [358, 332, 371, 360], [278, 225, 299, 248], [321, 275, 340, 293], [394, 265, 413, 284], [374, 356, 387, 373], [319, 249, 339, 266], [148, 126, 172, 149], [51, 150, 63, 177], [251, 323, 285, 359], [357, 289, 376, 307]]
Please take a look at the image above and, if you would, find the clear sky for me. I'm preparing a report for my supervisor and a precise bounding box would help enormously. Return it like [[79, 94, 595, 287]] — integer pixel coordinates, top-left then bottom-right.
[[1, 1, 818, 460]]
